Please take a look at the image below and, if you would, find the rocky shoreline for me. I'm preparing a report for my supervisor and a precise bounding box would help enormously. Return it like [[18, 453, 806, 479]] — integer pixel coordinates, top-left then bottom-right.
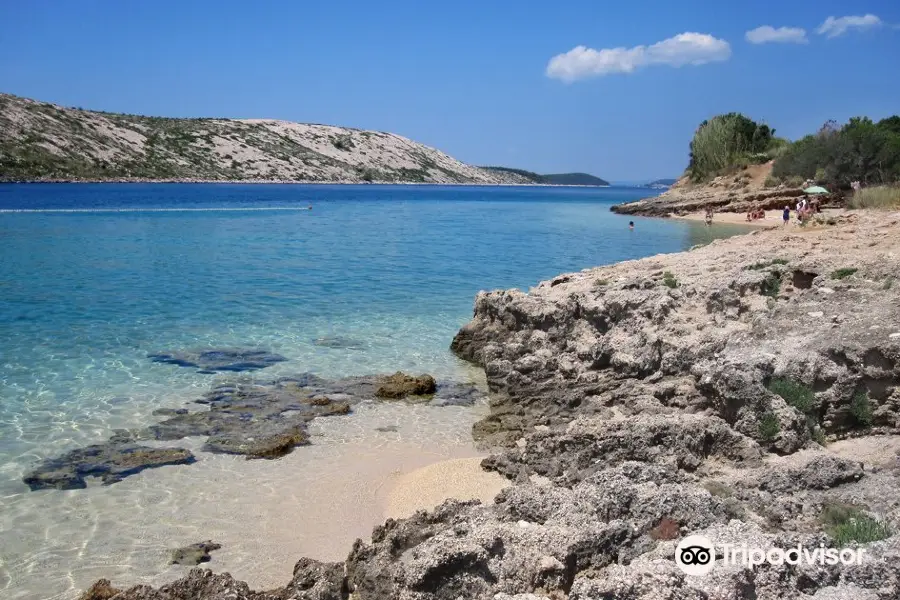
[[610, 163, 841, 218], [83, 212, 900, 599]]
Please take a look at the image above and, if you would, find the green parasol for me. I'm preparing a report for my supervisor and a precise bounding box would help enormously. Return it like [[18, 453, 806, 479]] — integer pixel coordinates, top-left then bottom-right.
[[803, 186, 829, 194]]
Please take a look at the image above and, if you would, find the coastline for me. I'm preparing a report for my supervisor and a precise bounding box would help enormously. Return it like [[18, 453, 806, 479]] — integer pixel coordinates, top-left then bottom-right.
[[11, 192, 899, 599], [0, 179, 612, 188]]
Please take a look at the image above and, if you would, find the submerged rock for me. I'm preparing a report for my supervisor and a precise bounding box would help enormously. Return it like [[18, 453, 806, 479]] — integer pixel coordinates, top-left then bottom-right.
[[148, 348, 287, 373], [78, 579, 120, 600], [375, 372, 436, 399], [170, 541, 222, 565], [26, 372, 486, 488], [313, 335, 366, 349], [23, 444, 195, 490]]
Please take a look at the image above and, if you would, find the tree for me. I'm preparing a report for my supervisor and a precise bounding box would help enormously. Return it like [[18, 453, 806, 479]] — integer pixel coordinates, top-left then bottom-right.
[[687, 113, 774, 181], [772, 116, 900, 187]]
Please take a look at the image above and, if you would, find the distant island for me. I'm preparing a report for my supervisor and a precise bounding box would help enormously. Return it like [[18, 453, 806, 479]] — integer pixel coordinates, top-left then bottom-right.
[[642, 178, 677, 189], [480, 167, 609, 186], [0, 93, 539, 185]]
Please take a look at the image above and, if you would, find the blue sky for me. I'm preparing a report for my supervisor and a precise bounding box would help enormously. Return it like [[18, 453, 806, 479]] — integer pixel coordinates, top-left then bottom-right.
[[1, 1, 898, 181]]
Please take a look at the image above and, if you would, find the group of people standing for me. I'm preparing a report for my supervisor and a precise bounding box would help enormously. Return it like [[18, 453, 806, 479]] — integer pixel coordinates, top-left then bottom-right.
[[780, 196, 819, 225]]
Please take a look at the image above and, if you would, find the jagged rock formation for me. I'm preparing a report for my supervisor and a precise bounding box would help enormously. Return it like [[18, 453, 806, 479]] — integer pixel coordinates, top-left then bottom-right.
[[82, 212, 900, 599], [611, 162, 836, 217], [0, 93, 532, 184]]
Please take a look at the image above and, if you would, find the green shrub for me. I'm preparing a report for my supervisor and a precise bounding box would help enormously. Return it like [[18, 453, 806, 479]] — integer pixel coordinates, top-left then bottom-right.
[[764, 175, 781, 188], [850, 392, 873, 427], [768, 378, 815, 414], [688, 113, 774, 181], [831, 516, 893, 546], [848, 186, 900, 209], [761, 272, 782, 298], [884, 278, 894, 290], [758, 412, 780, 442], [785, 175, 804, 188], [812, 427, 827, 446], [830, 268, 858, 280], [332, 135, 355, 151], [662, 272, 678, 288], [747, 258, 788, 271], [594, 279, 609, 287], [821, 502, 892, 546]]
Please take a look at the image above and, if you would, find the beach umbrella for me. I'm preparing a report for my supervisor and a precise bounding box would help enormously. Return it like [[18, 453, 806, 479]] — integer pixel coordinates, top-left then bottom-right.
[[803, 186, 829, 194]]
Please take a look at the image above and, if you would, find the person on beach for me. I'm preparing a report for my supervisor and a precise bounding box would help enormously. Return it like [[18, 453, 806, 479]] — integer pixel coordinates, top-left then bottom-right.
[[704, 206, 713, 226], [782, 205, 790, 226]]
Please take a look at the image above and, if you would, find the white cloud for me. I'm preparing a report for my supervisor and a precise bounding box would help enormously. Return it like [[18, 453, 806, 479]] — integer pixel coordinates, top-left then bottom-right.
[[816, 14, 882, 38], [546, 32, 731, 82], [745, 25, 808, 44]]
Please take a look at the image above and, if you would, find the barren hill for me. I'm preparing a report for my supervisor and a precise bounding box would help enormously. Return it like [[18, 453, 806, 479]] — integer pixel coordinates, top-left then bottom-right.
[[0, 93, 531, 184]]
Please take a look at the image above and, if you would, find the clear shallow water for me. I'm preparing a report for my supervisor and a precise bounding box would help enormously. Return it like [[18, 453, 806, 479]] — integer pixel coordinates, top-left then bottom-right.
[[0, 183, 750, 598]]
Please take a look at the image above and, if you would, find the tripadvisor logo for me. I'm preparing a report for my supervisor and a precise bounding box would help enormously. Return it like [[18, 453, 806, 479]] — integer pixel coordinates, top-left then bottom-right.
[[675, 534, 866, 576], [676, 535, 716, 576]]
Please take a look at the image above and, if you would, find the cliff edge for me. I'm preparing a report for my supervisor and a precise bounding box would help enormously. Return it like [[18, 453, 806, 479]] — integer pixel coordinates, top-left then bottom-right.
[[611, 162, 826, 217]]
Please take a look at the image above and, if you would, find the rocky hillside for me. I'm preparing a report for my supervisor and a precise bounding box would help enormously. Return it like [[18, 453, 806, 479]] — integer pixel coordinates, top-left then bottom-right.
[[82, 212, 900, 599], [0, 93, 531, 184], [612, 161, 823, 217]]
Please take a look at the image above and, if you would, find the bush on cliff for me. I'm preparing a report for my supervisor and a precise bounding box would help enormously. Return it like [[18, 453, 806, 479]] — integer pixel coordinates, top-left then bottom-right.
[[687, 113, 775, 181], [821, 502, 892, 546], [768, 378, 815, 414]]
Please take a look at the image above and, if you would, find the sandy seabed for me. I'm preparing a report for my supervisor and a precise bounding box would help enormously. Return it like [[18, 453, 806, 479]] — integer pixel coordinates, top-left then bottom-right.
[[0, 399, 505, 600]]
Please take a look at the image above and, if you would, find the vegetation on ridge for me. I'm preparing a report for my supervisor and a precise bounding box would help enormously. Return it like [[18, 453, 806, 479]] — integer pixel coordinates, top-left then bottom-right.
[[687, 113, 779, 182], [773, 117, 900, 187], [685, 111, 900, 189]]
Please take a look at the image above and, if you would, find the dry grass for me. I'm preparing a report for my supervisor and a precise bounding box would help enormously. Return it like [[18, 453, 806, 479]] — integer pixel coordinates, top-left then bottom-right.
[[848, 186, 900, 209]]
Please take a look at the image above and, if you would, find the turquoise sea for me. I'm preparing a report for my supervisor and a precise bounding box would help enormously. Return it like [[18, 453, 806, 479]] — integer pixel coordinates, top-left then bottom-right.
[[0, 183, 750, 598]]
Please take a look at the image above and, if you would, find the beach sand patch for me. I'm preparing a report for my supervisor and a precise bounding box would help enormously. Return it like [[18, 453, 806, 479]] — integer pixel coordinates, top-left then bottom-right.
[[382, 457, 510, 519]]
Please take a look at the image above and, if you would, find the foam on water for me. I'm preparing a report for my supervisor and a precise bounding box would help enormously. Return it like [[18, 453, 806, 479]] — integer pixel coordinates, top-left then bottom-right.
[[0, 184, 752, 599]]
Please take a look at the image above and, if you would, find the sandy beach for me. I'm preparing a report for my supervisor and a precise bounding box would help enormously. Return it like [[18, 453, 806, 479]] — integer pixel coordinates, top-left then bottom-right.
[[381, 457, 510, 520], [673, 207, 847, 228]]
